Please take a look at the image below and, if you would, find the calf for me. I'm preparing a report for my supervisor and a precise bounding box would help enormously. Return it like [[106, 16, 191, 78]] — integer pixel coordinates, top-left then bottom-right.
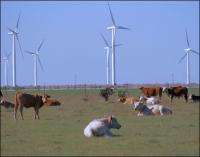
[[14, 92, 49, 120], [0, 99, 14, 109], [133, 101, 172, 116], [44, 98, 61, 106], [189, 94, 200, 103], [84, 115, 121, 137], [139, 96, 160, 104]]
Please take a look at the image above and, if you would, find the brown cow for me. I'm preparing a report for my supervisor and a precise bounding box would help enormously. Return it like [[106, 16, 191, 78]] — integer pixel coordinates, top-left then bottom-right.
[[139, 86, 163, 99], [163, 86, 188, 103], [14, 92, 49, 120], [44, 98, 61, 106]]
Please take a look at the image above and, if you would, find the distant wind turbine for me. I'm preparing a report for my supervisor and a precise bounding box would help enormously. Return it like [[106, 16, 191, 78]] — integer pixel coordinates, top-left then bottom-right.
[[7, 13, 23, 87], [178, 29, 199, 86], [107, 2, 130, 86], [25, 40, 45, 86], [2, 52, 12, 86], [100, 33, 122, 85]]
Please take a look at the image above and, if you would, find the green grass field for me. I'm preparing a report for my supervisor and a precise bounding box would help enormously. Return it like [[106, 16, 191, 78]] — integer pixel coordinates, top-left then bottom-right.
[[1, 88, 199, 156]]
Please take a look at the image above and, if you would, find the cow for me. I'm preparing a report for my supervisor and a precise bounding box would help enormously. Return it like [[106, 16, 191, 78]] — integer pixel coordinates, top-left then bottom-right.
[[99, 87, 114, 101], [44, 98, 61, 106], [117, 96, 139, 105], [189, 94, 200, 103], [133, 101, 172, 116], [14, 92, 50, 120], [139, 96, 160, 105], [163, 86, 188, 103], [84, 115, 121, 137], [139, 86, 163, 99], [0, 90, 3, 101], [0, 99, 15, 109]]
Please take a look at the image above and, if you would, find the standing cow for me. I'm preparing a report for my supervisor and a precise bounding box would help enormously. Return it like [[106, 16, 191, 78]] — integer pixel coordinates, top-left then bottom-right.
[[139, 86, 163, 99], [14, 92, 50, 120], [163, 86, 188, 103]]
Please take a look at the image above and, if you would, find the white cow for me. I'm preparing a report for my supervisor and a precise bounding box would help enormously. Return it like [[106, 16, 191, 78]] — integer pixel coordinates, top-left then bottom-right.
[[139, 96, 160, 104], [133, 101, 172, 116], [84, 115, 121, 137]]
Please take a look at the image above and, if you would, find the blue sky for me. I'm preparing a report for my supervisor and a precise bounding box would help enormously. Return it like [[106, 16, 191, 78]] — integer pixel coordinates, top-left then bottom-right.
[[1, 1, 199, 86]]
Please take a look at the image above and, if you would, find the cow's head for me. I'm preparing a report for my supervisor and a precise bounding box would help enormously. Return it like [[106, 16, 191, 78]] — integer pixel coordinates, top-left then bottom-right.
[[108, 115, 121, 129], [134, 101, 144, 111], [117, 96, 126, 103]]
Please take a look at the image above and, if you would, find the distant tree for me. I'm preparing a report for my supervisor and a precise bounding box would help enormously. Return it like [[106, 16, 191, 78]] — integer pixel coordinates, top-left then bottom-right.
[[99, 87, 114, 101]]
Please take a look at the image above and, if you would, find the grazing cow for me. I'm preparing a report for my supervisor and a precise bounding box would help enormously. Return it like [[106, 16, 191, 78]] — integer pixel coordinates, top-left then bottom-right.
[[118, 96, 139, 105], [139, 96, 160, 104], [84, 115, 121, 137], [139, 86, 163, 99], [99, 87, 114, 101], [0, 99, 15, 109], [44, 98, 61, 106], [133, 101, 172, 116], [163, 86, 188, 103], [189, 94, 200, 103], [14, 92, 49, 120]]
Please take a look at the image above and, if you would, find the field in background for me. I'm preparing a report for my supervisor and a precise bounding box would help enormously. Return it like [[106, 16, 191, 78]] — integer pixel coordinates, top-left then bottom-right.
[[1, 88, 199, 156]]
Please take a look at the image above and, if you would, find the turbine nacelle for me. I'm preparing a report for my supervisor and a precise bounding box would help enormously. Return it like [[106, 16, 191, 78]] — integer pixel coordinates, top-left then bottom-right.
[[184, 48, 191, 52]]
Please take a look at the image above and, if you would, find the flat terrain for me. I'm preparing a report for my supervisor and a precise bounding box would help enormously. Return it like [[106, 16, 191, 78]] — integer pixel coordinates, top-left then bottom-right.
[[1, 88, 199, 156]]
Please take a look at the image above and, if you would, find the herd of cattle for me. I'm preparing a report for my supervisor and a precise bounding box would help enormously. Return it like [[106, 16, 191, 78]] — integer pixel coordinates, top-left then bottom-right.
[[0, 86, 199, 137]]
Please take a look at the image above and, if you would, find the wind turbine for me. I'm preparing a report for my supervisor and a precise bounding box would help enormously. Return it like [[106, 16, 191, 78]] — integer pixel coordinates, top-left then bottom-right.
[[178, 29, 199, 86], [1, 52, 12, 87], [100, 33, 122, 85], [107, 2, 130, 86], [24, 40, 45, 87], [7, 13, 23, 87]]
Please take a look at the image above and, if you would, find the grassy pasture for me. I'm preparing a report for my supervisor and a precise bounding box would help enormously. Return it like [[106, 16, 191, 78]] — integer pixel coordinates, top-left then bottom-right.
[[1, 88, 199, 156]]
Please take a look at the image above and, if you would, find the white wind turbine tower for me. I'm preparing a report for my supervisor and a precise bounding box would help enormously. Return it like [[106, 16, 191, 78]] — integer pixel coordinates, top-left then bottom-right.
[[178, 29, 199, 86], [7, 13, 23, 87], [24, 40, 45, 87], [1, 52, 12, 87], [107, 2, 130, 86], [100, 33, 122, 85]]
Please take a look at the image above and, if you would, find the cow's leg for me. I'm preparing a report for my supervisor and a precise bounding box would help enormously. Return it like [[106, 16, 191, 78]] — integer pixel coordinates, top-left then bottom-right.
[[34, 107, 40, 120], [34, 107, 37, 120], [185, 94, 188, 103], [14, 105, 18, 120], [19, 106, 24, 120], [170, 95, 174, 104]]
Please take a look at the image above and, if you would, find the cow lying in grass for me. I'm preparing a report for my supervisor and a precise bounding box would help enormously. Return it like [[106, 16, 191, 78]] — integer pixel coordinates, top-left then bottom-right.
[[189, 94, 200, 103], [139, 96, 160, 105], [118, 96, 139, 105], [44, 98, 61, 106], [0, 99, 14, 109], [84, 115, 121, 137], [133, 101, 172, 116]]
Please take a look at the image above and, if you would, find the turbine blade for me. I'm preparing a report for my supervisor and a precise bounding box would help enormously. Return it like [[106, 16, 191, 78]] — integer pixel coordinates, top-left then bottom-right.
[[100, 33, 110, 47], [190, 49, 199, 55], [24, 50, 35, 55], [114, 44, 123, 47], [117, 26, 131, 30], [185, 29, 190, 47], [37, 56, 44, 72], [7, 27, 16, 34], [38, 40, 44, 52], [16, 13, 21, 30], [108, 2, 116, 26], [178, 53, 187, 64], [16, 34, 24, 58]]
